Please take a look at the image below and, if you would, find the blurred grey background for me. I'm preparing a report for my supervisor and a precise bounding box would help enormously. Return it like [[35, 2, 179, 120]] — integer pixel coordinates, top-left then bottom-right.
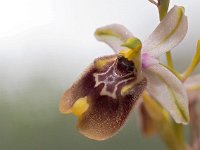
[[0, 0, 199, 149]]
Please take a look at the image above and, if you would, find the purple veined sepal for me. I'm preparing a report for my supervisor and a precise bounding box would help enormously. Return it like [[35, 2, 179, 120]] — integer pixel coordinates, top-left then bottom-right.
[[60, 54, 147, 140]]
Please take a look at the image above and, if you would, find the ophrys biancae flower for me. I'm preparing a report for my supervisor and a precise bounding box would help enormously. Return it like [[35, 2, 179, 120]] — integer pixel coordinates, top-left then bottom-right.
[[60, 5, 189, 140]]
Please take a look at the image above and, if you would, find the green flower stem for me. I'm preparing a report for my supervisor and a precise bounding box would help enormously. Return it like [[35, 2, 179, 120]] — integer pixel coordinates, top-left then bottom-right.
[[181, 40, 200, 81], [165, 40, 200, 82], [166, 51, 174, 68], [158, 0, 170, 21]]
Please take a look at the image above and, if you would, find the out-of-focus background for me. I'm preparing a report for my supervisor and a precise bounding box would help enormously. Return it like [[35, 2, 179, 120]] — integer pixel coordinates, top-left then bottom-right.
[[0, 0, 199, 149]]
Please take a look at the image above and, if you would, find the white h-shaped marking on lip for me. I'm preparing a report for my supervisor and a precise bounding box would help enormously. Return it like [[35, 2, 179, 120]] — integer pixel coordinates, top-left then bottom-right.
[[93, 63, 134, 99]]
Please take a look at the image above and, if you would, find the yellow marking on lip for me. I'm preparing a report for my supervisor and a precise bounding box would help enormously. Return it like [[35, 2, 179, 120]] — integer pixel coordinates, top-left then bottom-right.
[[94, 56, 116, 70], [121, 82, 135, 96], [71, 96, 89, 117], [95, 59, 110, 70]]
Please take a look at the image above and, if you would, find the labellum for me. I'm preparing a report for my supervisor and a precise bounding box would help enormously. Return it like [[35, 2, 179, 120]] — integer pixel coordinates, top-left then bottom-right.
[[60, 51, 147, 140]]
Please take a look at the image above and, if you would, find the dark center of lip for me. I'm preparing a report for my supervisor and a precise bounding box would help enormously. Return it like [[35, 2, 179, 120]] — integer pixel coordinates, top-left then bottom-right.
[[115, 56, 136, 76]]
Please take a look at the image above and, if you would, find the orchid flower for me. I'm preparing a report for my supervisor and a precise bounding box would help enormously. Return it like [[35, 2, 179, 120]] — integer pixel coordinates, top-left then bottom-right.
[[95, 5, 189, 124], [59, 5, 189, 140]]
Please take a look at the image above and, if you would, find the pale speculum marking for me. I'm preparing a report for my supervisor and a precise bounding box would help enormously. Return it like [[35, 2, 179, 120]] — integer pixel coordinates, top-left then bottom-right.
[[93, 61, 136, 99]]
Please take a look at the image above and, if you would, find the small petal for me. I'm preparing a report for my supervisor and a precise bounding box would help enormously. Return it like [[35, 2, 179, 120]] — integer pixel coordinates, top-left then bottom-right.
[[95, 24, 134, 53], [143, 64, 189, 124], [184, 75, 200, 103], [143, 6, 188, 57]]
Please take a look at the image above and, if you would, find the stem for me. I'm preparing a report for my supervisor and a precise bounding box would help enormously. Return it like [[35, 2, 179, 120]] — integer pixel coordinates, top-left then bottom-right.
[[182, 66, 197, 81], [166, 51, 174, 68], [181, 40, 200, 81], [158, 0, 170, 21]]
